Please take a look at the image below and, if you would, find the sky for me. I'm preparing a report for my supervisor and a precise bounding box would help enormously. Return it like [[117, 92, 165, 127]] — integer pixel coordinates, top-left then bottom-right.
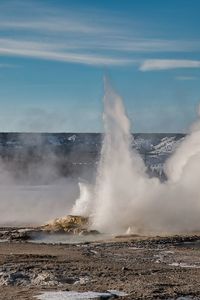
[[0, 0, 200, 132]]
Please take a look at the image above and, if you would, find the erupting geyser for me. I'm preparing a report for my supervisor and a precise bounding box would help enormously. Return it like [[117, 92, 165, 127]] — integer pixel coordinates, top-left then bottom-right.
[[72, 78, 200, 235]]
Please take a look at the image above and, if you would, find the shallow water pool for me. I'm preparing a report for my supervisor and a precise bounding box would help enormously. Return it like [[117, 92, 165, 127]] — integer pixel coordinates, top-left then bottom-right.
[[35, 290, 127, 300], [30, 232, 111, 244]]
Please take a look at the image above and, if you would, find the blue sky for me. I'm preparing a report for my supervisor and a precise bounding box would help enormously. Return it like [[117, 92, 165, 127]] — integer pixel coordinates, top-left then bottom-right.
[[0, 0, 200, 132]]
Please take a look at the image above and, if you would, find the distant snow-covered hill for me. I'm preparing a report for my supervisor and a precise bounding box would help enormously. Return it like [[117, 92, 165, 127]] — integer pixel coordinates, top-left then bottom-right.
[[0, 133, 186, 181], [149, 136, 184, 155]]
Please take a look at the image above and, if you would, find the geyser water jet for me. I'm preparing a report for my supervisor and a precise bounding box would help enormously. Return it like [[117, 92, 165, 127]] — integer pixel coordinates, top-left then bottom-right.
[[91, 78, 151, 233], [73, 78, 200, 235]]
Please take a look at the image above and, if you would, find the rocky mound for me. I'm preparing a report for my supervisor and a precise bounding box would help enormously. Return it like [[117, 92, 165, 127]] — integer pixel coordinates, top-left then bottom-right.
[[42, 215, 99, 235]]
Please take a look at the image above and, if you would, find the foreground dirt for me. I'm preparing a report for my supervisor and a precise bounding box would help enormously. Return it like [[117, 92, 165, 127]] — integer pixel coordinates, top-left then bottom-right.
[[0, 235, 200, 299]]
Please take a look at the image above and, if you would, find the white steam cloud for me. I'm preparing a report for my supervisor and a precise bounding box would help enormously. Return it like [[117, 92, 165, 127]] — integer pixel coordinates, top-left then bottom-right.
[[72, 78, 200, 235], [0, 134, 80, 226]]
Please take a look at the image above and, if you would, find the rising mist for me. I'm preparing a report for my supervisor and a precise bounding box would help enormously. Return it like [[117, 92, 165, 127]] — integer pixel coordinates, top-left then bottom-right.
[[73, 78, 200, 235]]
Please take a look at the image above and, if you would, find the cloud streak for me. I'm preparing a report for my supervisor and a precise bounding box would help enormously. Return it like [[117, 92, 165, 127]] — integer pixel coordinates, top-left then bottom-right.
[[0, 63, 17, 68], [140, 59, 200, 71], [175, 76, 198, 81], [0, 39, 134, 66], [0, 1, 200, 67]]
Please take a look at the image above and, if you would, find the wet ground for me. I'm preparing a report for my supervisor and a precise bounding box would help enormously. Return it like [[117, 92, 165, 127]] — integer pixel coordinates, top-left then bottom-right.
[[0, 231, 200, 299]]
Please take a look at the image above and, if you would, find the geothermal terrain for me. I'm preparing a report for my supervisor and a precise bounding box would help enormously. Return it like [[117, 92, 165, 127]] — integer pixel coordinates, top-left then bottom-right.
[[1, 229, 200, 299], [0, 133, 200, 299], [0, 79, 199, 298]]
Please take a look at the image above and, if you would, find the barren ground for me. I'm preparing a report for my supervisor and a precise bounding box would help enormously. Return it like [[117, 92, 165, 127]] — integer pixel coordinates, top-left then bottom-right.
[[0, 234, 200, 299]]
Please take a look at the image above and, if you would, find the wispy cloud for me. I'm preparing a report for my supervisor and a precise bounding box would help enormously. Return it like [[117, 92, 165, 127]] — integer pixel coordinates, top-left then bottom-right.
[[0, 18, 103, 35], [0, 63, 17, 68], [175, 76, 198, 81], [139, 59, 200, 71], [0, 1, 200, 66], [86, 38, 200, 53], [0, 39, 134, 66]]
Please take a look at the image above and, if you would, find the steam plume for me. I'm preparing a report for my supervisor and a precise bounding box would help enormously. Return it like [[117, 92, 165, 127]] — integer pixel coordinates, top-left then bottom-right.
[[73, 78, 200, 235]]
